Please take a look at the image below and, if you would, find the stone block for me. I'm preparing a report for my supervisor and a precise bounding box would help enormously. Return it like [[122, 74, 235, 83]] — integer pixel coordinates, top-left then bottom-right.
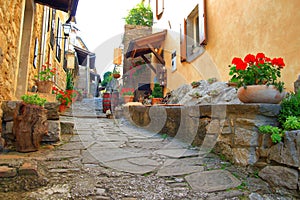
[[18, 161, 38, 176], [232, 147, 258, 166], [234, 127, 259, 147], [42, 120, 61, 142], [0, 166, 17, 178], [259, 166, 298, 190], [60, 121, 74, 134], [2, 101, 21, 122], [3, 121, 13, 134], [44, 102, 60, 120], [268, 130, 300, 168]]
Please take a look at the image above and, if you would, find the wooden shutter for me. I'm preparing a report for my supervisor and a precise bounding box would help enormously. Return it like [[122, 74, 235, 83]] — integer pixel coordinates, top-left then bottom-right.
[[180, 19, 187, 62], [199, 0, 207, 45]]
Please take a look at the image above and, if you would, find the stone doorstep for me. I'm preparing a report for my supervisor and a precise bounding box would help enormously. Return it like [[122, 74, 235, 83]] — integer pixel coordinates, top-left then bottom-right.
[[0, 166, 17, 178], [18, 161, 38, 176], [0, 160, 39, 178]]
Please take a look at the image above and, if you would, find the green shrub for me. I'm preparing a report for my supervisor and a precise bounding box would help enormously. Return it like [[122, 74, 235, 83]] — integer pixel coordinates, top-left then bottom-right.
[[278, 91, 300, 124], [124, 1, 153, 27], [21, 94, 47, 107], [259, 125, 283, 143], [283, 116, 300, 131], [152, 83, 163, 98]]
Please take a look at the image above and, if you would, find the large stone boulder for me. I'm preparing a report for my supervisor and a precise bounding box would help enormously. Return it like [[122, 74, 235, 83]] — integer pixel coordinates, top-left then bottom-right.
[[167, 81, 241, 105]]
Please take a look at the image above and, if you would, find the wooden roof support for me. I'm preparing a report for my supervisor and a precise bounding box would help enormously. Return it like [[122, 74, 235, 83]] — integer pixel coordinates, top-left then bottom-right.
[[147, 44, 165, 65], [141, 55, 156, 73]]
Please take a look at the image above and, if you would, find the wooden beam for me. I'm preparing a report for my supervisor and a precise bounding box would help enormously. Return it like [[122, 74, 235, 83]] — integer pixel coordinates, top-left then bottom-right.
[[141, 55, 156, 73], [147, 44, 165, 65]]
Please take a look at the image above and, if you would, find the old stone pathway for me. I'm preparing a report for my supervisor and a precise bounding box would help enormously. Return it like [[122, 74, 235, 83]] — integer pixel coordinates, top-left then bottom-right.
[[0, 100, 295, 199]]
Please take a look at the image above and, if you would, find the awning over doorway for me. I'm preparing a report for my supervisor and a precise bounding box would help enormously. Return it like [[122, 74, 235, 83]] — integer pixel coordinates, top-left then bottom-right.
[[34, 0, 79, 20], [125, 30, 167, 66], [74, 46, 95, 69]]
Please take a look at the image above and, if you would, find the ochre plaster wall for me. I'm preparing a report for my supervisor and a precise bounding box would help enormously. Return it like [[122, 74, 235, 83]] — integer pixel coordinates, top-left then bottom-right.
[[153, 0, 300, 92], [206, 0, 300, 92], [0, 0, 24, 101]]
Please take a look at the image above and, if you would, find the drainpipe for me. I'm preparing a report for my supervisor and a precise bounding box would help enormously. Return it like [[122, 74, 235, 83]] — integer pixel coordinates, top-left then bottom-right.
[[39, 7, 48, 74], [86, 54, 90, 96]]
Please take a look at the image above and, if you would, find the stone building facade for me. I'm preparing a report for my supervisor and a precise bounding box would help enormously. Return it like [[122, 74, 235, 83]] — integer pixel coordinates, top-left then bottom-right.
[[0, 0, 78, 149]]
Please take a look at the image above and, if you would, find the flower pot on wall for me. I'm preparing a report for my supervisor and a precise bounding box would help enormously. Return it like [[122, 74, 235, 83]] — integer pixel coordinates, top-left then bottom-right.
[[237, 85, 286, 104], [123, 95, 134, 104], [36, 80, 53, 93], [152, 98, 163, 105]]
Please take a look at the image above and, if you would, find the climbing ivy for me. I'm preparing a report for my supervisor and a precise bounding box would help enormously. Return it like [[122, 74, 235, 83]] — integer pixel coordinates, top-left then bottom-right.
[[124, 1, 153, 27]]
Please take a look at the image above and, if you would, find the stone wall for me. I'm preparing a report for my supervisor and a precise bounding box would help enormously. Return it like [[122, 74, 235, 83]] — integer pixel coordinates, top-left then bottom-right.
[[123, 25, 153, 96], [122, 104, 300, 191], [0, 0, 24, 150], [1, 101, 61, 151]]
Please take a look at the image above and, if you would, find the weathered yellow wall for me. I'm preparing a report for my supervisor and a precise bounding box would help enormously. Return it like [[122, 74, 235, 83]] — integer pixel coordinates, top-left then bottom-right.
[[153, 0, 300, 92], [0, 0, 24, 101], [206, 0, 300, 92]]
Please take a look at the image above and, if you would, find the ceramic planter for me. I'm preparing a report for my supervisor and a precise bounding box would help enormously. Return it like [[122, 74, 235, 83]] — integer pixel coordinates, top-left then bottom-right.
[[123, 95, 134, 104], [36, 80, 53, 93], [237, 85, 286, 104]]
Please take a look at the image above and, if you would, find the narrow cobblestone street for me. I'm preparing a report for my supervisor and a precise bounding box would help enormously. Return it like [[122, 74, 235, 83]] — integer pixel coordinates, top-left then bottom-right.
[[0, 101, 297, 199]]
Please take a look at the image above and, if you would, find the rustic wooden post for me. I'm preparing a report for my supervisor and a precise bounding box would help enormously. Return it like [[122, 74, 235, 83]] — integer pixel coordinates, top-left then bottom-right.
[[13, 103, 48, 152]]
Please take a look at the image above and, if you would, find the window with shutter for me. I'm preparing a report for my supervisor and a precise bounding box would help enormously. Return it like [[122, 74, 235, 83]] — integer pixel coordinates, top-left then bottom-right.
[[56, 17, 62, 62], [183, 0, 207, 62]]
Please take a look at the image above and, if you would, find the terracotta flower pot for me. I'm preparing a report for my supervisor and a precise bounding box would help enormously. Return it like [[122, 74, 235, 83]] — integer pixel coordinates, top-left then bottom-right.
[[36, 80, 53, 93], [151, 98, 163, 105], [123, 95, 134, 104], [237, 85, 286, 104], [113, 73, 121, 79]]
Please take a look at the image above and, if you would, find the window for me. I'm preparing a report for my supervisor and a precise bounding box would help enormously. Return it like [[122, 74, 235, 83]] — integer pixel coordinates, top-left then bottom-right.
[[56, 17, 62, 62], [181, 1, 207, 62], [50, 9, 56, 48], [33, 38, 38, 68]]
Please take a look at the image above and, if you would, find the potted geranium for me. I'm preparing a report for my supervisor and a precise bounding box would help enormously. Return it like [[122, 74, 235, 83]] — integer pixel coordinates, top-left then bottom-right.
[[35, 63, 57, 93], [228, 52, 286, 103], [120, 88, 134, 104]]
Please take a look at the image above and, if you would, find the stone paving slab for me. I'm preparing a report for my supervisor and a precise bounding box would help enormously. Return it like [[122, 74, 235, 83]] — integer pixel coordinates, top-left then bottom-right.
[[185, 170, 241, 192], [157, 165, 205, 177], [154, 148, 200, 158], [104, 159, 158, 175]]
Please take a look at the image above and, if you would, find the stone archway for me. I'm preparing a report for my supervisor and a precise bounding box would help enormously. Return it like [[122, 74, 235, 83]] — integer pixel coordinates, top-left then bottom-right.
[[15, 0, 34, 99]]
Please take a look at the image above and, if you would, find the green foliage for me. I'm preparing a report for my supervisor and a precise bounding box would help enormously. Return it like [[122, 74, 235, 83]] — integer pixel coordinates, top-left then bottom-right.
[[66, 71, 74, 90], [259, 125, 284, 143], [278, 91, 300, 124], [101, 71, 112, 87], [21, 94, 47, 107], [124, 1, 153, 27], [283, 116, 300, 131], [152, 83, 163, 98]]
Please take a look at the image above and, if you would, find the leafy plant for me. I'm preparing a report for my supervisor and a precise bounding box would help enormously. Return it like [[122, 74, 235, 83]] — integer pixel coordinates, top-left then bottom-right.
[[101, 71, 112, 87], [278, 91, 300, 124], [66, 71, 74, 90], [152, 83, 163, 98], [259, 125, 284, 143], [21, 94, 47, 107], [35, 63, 57, 81], [229, 53, 285, 92], [120, 88, 134, 96], [283, 116, 300, 131], [124, 1, 153, 27]]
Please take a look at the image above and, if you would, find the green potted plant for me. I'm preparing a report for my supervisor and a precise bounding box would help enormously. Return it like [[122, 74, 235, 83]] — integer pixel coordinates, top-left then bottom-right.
[[120, 88, 135, 104], [228, 52, 286, 103], [13, 94, 48, 152], [112, 67, 121, 79], [152, 83, 163, 104], [34, 63, 57, 93]]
